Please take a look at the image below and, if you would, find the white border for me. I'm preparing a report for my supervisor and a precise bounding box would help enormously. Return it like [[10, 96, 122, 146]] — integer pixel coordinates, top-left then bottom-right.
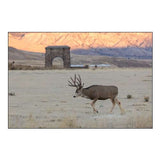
[[1, 0, 160, 160]]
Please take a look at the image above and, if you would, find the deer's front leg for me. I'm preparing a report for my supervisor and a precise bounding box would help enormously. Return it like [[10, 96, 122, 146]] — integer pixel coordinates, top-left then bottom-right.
[[91, 99, 98, 113]]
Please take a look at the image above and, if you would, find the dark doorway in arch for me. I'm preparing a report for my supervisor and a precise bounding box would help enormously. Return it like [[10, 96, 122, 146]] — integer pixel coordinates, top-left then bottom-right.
[[52, 57, 64, 69]]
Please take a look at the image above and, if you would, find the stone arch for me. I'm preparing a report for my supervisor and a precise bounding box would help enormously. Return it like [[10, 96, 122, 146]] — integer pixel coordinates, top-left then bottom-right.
[[45, 46, 70, 68]]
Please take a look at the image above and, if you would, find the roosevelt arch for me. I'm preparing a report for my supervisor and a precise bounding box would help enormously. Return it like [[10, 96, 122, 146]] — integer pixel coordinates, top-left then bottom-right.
[[45, 46, 70, 68]]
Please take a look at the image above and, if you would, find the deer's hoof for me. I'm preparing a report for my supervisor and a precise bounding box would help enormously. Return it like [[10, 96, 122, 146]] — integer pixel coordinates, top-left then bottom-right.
[[94, 110, 98, 113]]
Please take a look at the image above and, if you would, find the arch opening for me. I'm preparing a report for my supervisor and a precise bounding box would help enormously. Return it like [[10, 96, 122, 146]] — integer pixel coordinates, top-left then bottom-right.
[[52, 57, 64, 69]]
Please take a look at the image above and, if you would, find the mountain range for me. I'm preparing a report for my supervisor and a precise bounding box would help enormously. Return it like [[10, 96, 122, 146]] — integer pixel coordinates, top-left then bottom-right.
[[8, 33, 152, 49], [8, 32, 152, 59]]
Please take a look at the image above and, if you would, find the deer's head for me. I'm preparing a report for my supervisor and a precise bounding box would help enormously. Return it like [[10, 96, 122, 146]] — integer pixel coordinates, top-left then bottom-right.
[[68, 74, 84, 98]]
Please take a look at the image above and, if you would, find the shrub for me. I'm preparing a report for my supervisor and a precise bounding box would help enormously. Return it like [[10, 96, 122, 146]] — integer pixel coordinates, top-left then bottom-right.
[[144, 96, 149, 102], [127, 94, 132, 99]]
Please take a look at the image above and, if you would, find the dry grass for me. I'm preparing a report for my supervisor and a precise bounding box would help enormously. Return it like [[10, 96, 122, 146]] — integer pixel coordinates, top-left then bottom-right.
[[24, 113, 39, 128], [8, 62, 45, 70], [8, 68, 152, 129], [59, 117, 81, 128], [52, 65, 63, 69], [134, 115, 152, 128]]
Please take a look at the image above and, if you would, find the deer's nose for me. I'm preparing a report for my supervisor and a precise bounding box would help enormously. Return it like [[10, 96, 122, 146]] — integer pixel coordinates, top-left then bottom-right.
[[73, 96, 76, 98]]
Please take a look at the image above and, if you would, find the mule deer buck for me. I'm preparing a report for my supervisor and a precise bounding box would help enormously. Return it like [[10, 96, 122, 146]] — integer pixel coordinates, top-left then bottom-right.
[[68, 74, 125, 114]]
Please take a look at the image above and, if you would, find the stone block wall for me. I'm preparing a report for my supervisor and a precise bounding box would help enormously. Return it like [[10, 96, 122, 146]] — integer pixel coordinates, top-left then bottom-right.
[[45, 46, 70, 68]]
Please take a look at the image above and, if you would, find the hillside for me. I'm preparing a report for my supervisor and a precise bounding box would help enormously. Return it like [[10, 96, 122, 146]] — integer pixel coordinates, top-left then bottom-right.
[[71, 47, 152, 59], [8, 47, 44, 60], [8, 47, 152, 68]]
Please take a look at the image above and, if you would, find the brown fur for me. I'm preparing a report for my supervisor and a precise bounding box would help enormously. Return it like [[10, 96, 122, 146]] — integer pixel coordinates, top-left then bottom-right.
[[82, 85, 118, 100], [68, 75, 125, 114]]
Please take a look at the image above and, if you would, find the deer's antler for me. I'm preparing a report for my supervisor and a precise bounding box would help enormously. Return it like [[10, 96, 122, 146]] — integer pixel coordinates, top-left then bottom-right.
[[68, 74, 78, 88], [68, 74, 84, 88]]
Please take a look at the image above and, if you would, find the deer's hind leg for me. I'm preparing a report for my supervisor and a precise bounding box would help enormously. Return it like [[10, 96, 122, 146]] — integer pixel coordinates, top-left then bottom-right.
[[110, 98, 116, 113], [115, 97, 125, 114]]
